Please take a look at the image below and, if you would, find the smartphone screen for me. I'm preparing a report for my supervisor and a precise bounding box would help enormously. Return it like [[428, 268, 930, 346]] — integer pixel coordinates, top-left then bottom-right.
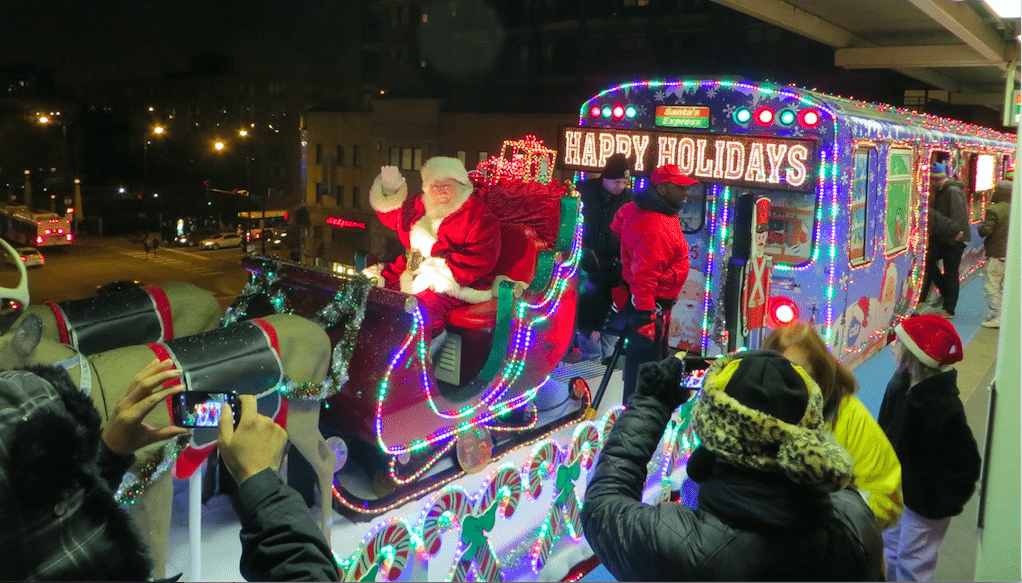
[[173, 392, 235, 428]]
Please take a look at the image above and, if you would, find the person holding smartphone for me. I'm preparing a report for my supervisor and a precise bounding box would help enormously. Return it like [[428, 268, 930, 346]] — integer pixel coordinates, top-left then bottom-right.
[[0, 358, 339, 581]]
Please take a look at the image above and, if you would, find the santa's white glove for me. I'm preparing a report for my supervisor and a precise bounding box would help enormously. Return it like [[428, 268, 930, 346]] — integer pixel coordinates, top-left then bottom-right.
[[379, 166, 405, 194], [361, 264, 386, 288], [411, 258, 458, 296]]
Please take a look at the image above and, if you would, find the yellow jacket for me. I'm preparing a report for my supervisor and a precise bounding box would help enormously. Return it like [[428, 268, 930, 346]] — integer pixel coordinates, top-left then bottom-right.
[[831, 395, 904, 529]]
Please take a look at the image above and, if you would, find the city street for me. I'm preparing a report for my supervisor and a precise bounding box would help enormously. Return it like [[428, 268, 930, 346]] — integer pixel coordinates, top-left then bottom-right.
[[0, 235, 256, 310]]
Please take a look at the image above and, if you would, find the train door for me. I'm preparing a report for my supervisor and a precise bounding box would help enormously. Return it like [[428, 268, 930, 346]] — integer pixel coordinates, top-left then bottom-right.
[[666, 180, 712, 355]]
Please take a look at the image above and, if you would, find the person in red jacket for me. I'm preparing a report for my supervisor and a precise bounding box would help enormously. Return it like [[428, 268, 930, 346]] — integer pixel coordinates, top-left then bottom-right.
[[610, 164, 693, 403]]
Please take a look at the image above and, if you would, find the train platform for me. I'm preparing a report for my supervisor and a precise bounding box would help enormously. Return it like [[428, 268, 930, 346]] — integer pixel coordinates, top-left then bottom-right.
[[581, 274, 1002, 582]]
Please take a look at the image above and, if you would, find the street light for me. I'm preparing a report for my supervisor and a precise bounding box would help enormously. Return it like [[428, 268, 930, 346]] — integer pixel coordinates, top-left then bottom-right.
[[237, 129, 257, 253], [36, 112, 69, 213], [142, 125, 165, 238]]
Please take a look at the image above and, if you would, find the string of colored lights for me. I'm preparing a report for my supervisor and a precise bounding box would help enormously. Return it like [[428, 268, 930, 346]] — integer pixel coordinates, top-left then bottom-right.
[[370, 208, 582, 462]]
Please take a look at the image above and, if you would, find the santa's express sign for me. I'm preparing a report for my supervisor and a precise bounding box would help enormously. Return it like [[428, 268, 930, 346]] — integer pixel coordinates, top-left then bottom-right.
[[559, 127, 819, 193]]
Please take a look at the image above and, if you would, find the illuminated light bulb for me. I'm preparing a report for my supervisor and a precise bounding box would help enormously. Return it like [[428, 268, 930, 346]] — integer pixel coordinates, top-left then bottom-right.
[[612, 104, 625, 119], [733, 107, 752, 124], [777, 108, 796, 126], [589, 105, 601, 118], [625, 105, 637, 118], [753, 106, 774, 126], [798, 108, 820, 128], [601, 106, 612, 118]]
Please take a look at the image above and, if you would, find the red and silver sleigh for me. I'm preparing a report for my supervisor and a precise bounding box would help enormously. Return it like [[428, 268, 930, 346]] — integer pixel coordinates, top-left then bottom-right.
[[230, 177, 590, 516]]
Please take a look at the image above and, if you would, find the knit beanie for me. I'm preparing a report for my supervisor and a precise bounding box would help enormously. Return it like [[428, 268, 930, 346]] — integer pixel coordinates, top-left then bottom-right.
[[931, 162, 949, 180], [601, 153, 631, 180], [894, 314, 963, 369], [690, 350, 855, 491]]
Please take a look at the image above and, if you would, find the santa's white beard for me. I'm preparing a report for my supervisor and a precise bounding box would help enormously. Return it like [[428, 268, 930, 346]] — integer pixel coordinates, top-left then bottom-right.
[[423, 191, 467, 222]]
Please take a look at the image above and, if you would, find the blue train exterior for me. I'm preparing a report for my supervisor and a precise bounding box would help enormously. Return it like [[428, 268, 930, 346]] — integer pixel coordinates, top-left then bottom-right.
[[559, 79, 1015, 368]]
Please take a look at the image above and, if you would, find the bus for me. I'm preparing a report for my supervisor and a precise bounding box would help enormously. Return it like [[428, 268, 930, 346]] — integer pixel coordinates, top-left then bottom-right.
[[560, 79, 1016, 368], [0, 205, 73, 248], [237, 209, 288, 242]]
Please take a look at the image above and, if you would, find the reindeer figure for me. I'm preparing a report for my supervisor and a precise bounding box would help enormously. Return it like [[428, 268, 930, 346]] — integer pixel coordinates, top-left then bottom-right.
[[0, 240, 336, 577]]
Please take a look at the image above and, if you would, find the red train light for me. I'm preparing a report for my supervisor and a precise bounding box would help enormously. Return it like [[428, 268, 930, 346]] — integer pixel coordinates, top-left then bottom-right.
[[766, 296, 799, 328], [753, 106, 774, 126], [798, 108, 821, 128]]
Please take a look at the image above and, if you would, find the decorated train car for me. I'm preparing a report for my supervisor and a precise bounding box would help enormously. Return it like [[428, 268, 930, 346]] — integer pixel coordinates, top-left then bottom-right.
[[561, 79, 1016, 367]]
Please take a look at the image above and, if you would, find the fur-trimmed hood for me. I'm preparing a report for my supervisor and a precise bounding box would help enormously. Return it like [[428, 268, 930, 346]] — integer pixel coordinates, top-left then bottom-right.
[[0, 366, 152, 580], [691, 350, 855, 492]]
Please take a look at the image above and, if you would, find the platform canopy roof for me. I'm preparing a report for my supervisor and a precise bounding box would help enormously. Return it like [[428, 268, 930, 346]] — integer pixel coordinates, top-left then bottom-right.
[[711, 0, 1021, 116]]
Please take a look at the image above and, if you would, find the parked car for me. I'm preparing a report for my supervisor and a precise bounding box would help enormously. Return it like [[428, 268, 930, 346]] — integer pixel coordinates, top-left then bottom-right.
[[96, 279, 144, 296], [7, 247, 44, 267], [200, 233, 243, 250], [174, 229, 218, 247], [270, 228, 298, 249]]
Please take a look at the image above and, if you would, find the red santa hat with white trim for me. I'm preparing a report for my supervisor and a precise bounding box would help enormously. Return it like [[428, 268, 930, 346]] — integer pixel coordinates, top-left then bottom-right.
[[894, 314, 963, 369], [421, 156, 471, 189]]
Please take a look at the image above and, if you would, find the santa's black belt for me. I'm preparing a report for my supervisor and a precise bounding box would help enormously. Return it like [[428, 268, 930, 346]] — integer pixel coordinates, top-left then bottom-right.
[[147, 319, 284, 395], [46, 285, 173, 355]]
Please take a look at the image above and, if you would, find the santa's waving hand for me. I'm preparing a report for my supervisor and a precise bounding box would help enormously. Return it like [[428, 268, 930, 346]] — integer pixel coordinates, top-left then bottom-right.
[[363, 157, 501, 338]]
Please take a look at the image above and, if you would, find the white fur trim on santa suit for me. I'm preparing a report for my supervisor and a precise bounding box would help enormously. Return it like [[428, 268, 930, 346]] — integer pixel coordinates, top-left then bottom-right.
[[410, 256, 493, 303], [369, 173, 409, 213], [408, 216, 439, 259], [361, 264, 386, 287]]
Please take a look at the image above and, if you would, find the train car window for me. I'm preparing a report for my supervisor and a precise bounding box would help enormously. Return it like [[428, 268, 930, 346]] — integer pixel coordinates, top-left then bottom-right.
[[972, 154, 997, 222], [885, 149, 913, 256], [678, 183, 707, 233], [849, 147, 877, 266], [758, 189, 816, 265]]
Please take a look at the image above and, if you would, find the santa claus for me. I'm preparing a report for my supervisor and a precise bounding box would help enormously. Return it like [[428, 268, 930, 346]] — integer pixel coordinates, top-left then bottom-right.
[[362, 157, 501, 344]]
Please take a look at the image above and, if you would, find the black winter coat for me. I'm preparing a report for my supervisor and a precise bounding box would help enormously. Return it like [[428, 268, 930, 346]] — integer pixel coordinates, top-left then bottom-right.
[[578, 177, 631, 284], [230, 468, 340, 581], [878, 368, 981, 520], [929, 179, 971, 245], [582, 391, 885, 581]]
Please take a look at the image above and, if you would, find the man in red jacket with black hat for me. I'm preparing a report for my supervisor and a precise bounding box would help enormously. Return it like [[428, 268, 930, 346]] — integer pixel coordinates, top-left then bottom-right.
[[611, 164, 694, 403]]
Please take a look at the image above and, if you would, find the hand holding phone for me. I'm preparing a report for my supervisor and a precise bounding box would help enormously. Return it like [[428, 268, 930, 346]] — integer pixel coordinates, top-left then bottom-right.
[[217, 394, 288, 485], [172, 391, 240, 429], [101, 358, 190, 455]]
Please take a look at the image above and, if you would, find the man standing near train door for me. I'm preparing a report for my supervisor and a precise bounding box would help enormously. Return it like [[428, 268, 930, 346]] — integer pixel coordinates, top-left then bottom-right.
[[920, 162, 969, 319], [575, 153, 633, 361], [611, 164, 693, 404]]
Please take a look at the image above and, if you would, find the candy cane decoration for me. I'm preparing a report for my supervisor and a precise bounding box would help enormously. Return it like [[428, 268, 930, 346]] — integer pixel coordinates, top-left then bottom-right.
[[598, 404, 625, 447], [524, 440, 559, 499], [449, 499, 503, 582], [420, 486, 472, 557], [530, 422, 598, 572], [345, 519, 412, 582], [567, 421, 601, 469], [479, 464, 523, 519]]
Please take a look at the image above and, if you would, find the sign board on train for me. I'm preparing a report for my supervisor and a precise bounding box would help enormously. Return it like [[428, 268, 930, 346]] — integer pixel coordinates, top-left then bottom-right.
[[559, 127, 821, 193]]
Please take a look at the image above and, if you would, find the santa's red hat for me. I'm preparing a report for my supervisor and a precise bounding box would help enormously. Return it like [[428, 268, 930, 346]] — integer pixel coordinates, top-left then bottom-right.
[[894, 314, 963, 369], [421, 156, 470, 189]]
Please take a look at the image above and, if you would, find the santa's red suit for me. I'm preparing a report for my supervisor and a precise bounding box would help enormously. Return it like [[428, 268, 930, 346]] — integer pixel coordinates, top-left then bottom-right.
[[363, 157, 501, 337]]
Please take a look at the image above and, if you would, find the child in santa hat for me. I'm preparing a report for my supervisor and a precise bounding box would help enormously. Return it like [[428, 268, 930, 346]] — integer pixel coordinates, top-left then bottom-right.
[[878, 314, 981, 581]]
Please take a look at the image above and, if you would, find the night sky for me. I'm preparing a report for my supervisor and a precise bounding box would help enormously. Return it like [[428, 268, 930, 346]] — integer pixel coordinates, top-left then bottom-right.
[[0, 0, 357, 83]]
